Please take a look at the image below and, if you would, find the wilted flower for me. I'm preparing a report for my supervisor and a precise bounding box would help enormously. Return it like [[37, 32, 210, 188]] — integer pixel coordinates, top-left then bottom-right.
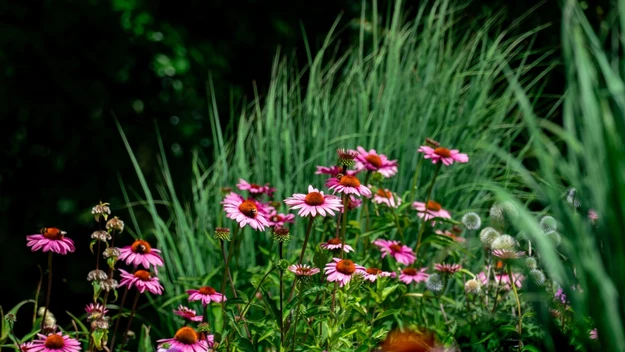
[[554, 288, 567, 304], [325, 175, 372, 197], [222, 192, 270, 231], [119, 239, 164, 273], [106, 216, 125, 233], [418, 145, 469, 166], [354, 147, 398, 178], [26, 228, 75, 255], [490, 234, 516, 251], [479, 227, 500, 247], [373, 239, 416, 266], [540, 215, 558, 232], [324, 258, 366, 287], [92, 201, 111, 222], [464, 279, 482, 294], [119, 269, 164, 295], [157, 327, 210, 351], [173, 305, 203, 322], [284, 185, 343, 217], [412, 200, 451, 221], [399, 267, 429, 284], [425, 273, 444, 293], [267, 210, 295, 228], [87, 269, 108, 282], [461, 212, 481, 230], [187, 286, 226, 306], [91, 230, 111, 242], [529, 269, 546, 286], [320, 238, 353, 253], [28, 333, 81, 352], [85, 303, 108, 321]]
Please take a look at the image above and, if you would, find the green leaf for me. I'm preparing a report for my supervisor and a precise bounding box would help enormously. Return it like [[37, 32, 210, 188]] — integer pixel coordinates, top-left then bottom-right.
[[65, 310, 89, 334], [379, 284, 399, 302], [92, 281, 102, 302], [91, 329, 108, 350], [1, 300, 34, 341], [106, 257, 117, 270], [90, 240, 98, 254]]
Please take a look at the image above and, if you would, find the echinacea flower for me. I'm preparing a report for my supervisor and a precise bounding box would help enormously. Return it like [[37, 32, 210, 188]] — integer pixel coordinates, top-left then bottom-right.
[[417, 145, 469, 166], [187, 286, 226, 306], [434, 263, 462, 275], [324, 258, 365, 287], [288, 264, 320, 276], [118, 239, 164, 273], [343, 195, 362, 211], [267, 210, 295, 228], [434, 229, 466, 243], [354, 147, 398, 178], [19, 341, 35, 351], [360, 267, 392, 282], [222, 192, 270, 231], [173, 305, 203, 322], [236, 178, 268, 194], [412, 200, 451, 221], [325, 175, 372, 197], [119, 269, 164, 295], [26, 228, 75, 255], [157, 327, 210, 352], [492, 249, 526, 260], [320, 238, 353, 253], [399, 267, 429, 284], [315, 166, 359, 177], [589, 328, 598, 340], [373, 239, 416, 265], [28, 332, 81, 352], [477, 270, 524, 290], [372, 188, 402, 208], [284, 185, 343, 217], [85, 303, 108, 321]]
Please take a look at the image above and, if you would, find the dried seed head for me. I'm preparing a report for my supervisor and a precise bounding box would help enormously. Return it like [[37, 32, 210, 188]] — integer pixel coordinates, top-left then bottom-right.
[[91, 230, 111, 242], [464, 279, 482, 294], [87, 269, 108, 282], [479, 227, 500, 247], [425, 273, 444, 293], [103, 247, 121, 259], [92, 201, 111, 222], [90, 317, 110, 330], [101, 278, 119, 291], [106, 216, 125, 233], [462, 212, 482, 230]]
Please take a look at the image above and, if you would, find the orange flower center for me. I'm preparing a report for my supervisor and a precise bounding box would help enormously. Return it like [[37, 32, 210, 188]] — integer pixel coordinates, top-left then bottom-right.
[[327, 238, 342, 245], [366, 267, 381, 275], [41, 228, 64, 240], [238, 200, 258, 218], [131, 239, 152, 254], [134, 270, 151, 281], [251, 183, 262, 189], [434, 147, 451, 158], [426, 200, 441, 212], [44, 334, 65, 348], [339, 175, 361, 188], [174, 326, 199, 345], [304, 192, 325, 206], [389, 244, 403, 253], [402, 268, 418, 276], [377, 188, 392, 198], [365, 154, 383, 168], [199, 286, 217, 295], [335, 259, 356, 275], [297, 267, 311, 274]]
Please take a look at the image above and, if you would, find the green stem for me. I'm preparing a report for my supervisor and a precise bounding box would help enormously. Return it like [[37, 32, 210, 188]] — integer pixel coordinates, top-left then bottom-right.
[[508, 265, 523, 337], [360, 171, 372, 232], [221, 226, 240, 294], [119, 290, 140, 352], [32, 265, 43, 329], [415, 163, 442, 255], [41, 252, 53, 331], [240, 267, 276, 320], [290, 283, 304, 352], [341, 194, 349, 259], [288, 217, 315, 303], [109, 286, 129, 349], [279, 242, 284, 346], [409, 158, 424, 204], [389, 205, 405, 243]]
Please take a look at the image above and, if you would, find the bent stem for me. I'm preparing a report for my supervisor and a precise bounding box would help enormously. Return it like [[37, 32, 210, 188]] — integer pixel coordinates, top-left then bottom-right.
[[508, 265, 523, 337], [415, 163, 442, 255], [290, 283, 304, 352], [119, 290, 140, 352], [41, 252, 53, 331]]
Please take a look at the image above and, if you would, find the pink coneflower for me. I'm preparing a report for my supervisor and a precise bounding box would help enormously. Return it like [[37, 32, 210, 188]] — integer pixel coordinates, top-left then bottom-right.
[[157, 327, 210, 352], [373, 239, 416, 265], [324, 258, 365, 287], [492, 249, 526, 260], [173, 305, 203, 322], [187, 286, 226, 306], [434, 263, 462, 274], [26, 228, 75, 255], [354, 147, 399, 178], [118, 239, 164, 273], [119, 269, 164, 295], [412, 200, 451, 221], [315, 166, 359, 177], [344, 195, 362, 211], [85, 303, 108, 321], [222, 193, 270, 231], [27, 332, 81, 352], [554, 288, 567, 304], [325, 175, 372, 197], [589, 328, 598, 340], [236, 178, 273, 196], [267, 210, 295, 228], [288, 264, 320, 276], [399, 267, 429, 284], [360, 267, 393, 282], [434, 229, 466, 243], [417, 145, 469, 166], [477, 270, 524, 290], [372, 188, 402, 208], [284, 185, 343, 217], [19, 341, 35, 351], [320, 238, 354, 253]]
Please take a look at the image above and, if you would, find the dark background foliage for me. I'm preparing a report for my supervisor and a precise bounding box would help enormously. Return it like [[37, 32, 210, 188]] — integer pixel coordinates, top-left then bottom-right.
[[0, 0, 605, 338]]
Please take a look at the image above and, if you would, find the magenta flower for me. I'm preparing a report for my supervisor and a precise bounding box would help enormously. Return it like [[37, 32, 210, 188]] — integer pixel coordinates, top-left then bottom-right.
[[118, 239, 164, 273], [222, 192, 270, 231], [284, 185, 343, 217], [372, 188, 402, 208], [589, 328, 598, 340], [325, 175, 372, 197], [85, 303, 108, 321], [288, 264, 320, 276], [434, 263, 462, 274], [27, 332, 81, 352], [19, 341, 35, 351], [236, 178, 274, 196], [119, 269, 164, 295], [434, 229, 466, 243], [26, 228, 75, 255], [173, 305, 203, 322], [588, 209, 598, 223], [187, 286, 226, 306], [267, 210, 295, 228], [324, 258, 366, 287], [360, 268, 393, 282], [157, 327, 210, 352], [315, 165, 359, 177], [320, 238, 354, 253], [399, 267, 429, 284], [555, 288, 568, 304], [354, 147, 398, 178], [412, 200, 451, 221], [373, 239, 416, 265], [417, 145, 469, 166], [477, 270, 524, 290]]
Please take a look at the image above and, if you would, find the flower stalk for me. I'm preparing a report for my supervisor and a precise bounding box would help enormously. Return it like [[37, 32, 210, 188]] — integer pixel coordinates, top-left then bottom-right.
[[415, 163, 442, 254]]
